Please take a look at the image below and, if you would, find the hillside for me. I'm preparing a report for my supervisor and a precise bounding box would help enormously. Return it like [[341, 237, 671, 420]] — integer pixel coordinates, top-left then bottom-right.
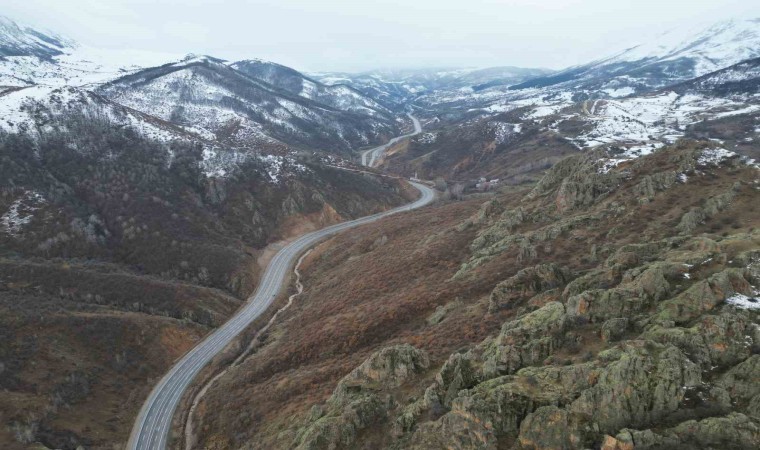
[[0, 101, 415, 448], [232, 59, 394, 117], [0, 10, 758, 450], [510, 17, 760, 93], [191, 141, 760, 450], [0, 16, 179, 88], [97, 56, 401, 153]]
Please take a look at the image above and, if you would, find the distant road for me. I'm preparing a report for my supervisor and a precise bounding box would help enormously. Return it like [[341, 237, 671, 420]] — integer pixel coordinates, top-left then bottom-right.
[[361, 113, 422, 167], [128, 147, 434, 450]]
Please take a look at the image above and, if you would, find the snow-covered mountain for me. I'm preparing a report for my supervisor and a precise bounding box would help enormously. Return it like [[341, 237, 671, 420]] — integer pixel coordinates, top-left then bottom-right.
[[231, 59, 394, 117], [0, 16, 181, 88], [0, 85, 211, 143], [310, 66, 553, 107], [671, 57, 760, 96], [97, 56, 400, 152], [0, 16, 73, 58], [511, 17, 760, 93]]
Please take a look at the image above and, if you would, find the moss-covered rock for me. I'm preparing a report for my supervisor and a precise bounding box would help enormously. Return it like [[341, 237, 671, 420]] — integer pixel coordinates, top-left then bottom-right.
[[656, 268, 754, 324], [643, 312, 753, 370], [566, 262, 680, 323], [601, 318, 630, 343], [481, 302, 567, 377], [568, 343, 701, 434], [717, 355, 760, 408], [615, 412, 760, 449], [293, 345, 429, 449], [489, 263, 571, 311], [519, 406, 593, 450], [411, 375, 564, 449], [425, 352, 480, 410]]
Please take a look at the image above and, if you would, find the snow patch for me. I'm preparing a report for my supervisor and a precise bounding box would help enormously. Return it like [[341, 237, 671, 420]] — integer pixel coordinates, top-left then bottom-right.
[[697, 148, 736, 165], [1, 191, 45, 236], [725, 293, 760, 310]]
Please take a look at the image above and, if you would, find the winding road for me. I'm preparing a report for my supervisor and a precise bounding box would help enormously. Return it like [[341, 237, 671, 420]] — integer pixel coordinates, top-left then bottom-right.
[[361, 113, 422, 167], [128, 124, 433, 450]]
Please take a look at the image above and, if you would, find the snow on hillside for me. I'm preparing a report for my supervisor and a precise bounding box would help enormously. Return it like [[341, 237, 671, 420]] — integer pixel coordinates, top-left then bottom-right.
[[573, 92, 760, 149], [232, 59, 392, 117], [0, 15, 73, 57], [0, 16, 181, 88], [0, 190, 45, 236], [608, 18, 760, 76], [0, 46, 183, 88], [99, 66, 284, 146], [0, 85, 200, 144], [0, 85, 311, 183]]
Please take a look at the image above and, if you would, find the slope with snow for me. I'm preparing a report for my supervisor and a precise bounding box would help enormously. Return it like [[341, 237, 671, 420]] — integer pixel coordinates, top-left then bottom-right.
[[0, 15, 181, 88], [97, 57, 399, 153], [0, 16, 72, 58], [232, 59, 394, 118], [0, 84, 212, 144], [510, 17, 760, 93]]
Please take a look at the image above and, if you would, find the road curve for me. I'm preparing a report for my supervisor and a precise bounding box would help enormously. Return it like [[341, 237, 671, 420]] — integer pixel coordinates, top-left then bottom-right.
[[361, 113, 422, 167], [127, 181, 435, 450]]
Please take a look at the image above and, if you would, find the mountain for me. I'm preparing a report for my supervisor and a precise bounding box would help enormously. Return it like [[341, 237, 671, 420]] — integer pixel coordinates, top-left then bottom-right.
[[231, 59, 394, 117], [97, 55, 401, 153], [0, 85, 209, 143], [0, 16, 181, 88], [671, 56, 760, 96], [311, 66, 554, 108], [0, 103, 413, 447], [0, 16, 73, 58], [511, 17, 760, 93]]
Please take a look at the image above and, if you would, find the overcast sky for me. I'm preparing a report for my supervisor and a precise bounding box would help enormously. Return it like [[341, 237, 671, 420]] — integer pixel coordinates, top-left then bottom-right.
[[6, 0, 760, 72]]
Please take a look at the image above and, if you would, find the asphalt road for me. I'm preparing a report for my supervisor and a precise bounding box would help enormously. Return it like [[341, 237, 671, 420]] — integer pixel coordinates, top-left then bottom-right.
[[127, 180, 435, 449], [361, 113, 422, 167]]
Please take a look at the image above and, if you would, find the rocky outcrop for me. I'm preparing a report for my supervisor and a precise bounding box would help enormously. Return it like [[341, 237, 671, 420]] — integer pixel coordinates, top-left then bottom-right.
[[566, 262, 681, 323], [568, 344, 701, 433], [643, 312, 755, 370], [293, 345, 429, 450], [410, 375, 562, 449], [519, 406, 590, 450], [717, 355, 760, 411], [481, 302, 567, 378], [656, 268, 754, 324], [489, 263, 571, 311], [424, 352, 480, 410], [609, 413, 760, 449], [634, 171, 678, 202], [676, 183, 741, 234]]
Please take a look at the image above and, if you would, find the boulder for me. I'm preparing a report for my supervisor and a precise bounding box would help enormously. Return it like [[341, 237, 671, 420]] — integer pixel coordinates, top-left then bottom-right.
[[519, 406, 591, 450], [600, 318, 629, 343], [425, 352, 480, 409]]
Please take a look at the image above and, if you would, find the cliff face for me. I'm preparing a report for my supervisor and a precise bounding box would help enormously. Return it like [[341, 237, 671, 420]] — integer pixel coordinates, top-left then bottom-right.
[[194, 140, 759, 449]]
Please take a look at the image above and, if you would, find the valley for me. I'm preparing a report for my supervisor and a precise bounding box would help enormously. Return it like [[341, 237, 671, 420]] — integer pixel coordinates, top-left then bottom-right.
[[0, 9, 759, 450]]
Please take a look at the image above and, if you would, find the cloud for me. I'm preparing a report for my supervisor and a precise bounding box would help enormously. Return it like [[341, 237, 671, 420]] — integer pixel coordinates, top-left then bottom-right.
[[4, 0, 760, 72], [162, 21, 210, 44]]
